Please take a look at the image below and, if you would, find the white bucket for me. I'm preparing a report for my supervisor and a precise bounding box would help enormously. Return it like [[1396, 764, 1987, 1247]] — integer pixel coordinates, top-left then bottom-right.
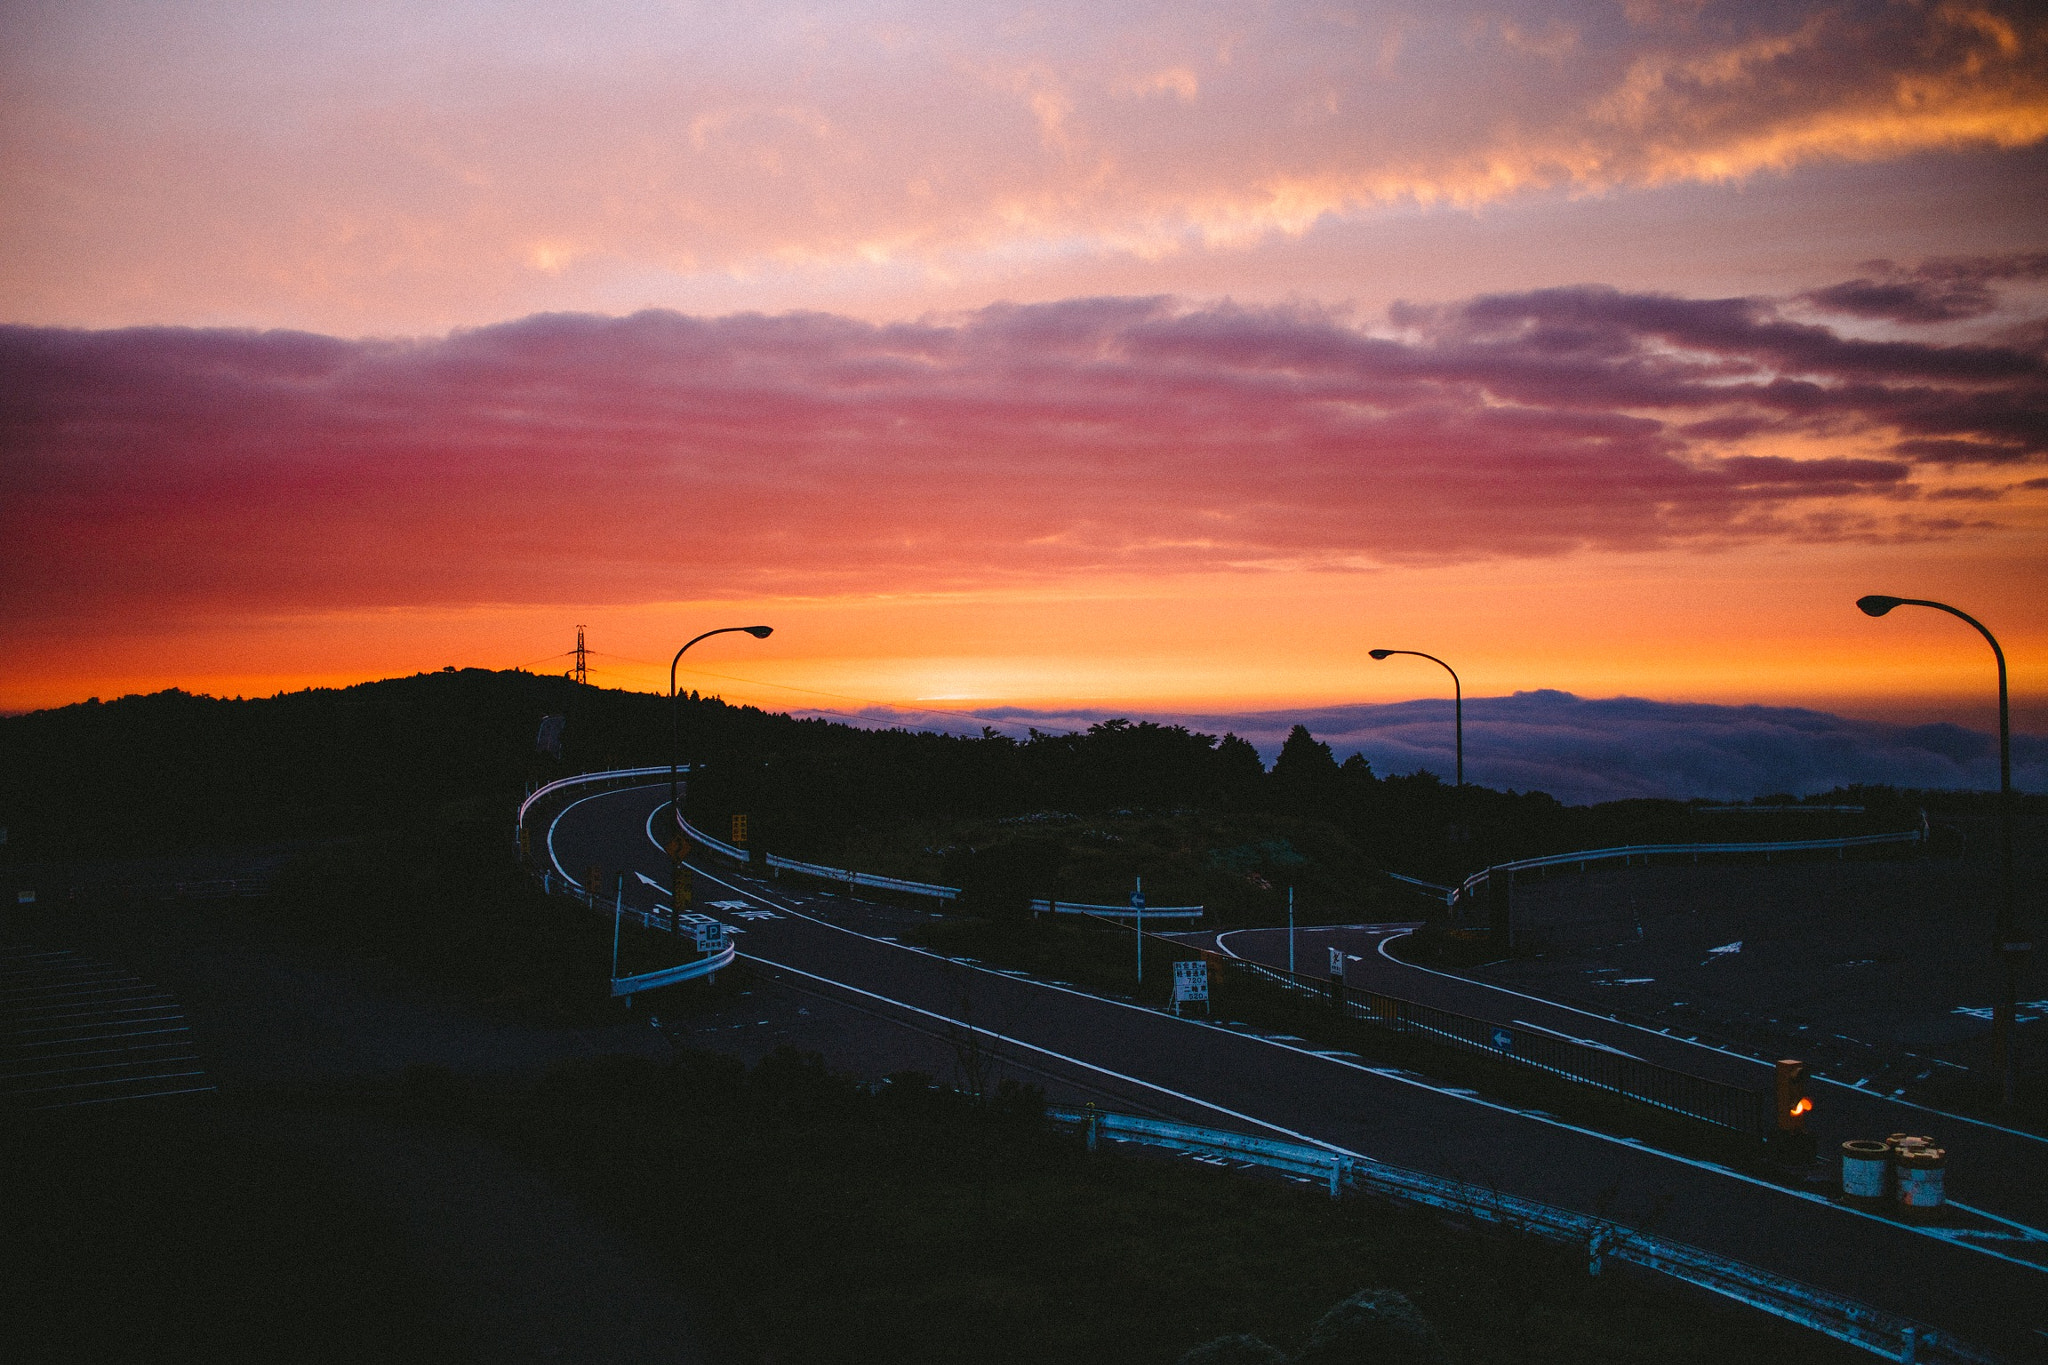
[[1840, 1140, 1890, 1200]]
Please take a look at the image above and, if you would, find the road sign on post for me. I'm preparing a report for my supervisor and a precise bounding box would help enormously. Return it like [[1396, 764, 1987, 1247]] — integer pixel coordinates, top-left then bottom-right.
[[1172, 959, 1209, 1016], [693, 916, 726, 955]]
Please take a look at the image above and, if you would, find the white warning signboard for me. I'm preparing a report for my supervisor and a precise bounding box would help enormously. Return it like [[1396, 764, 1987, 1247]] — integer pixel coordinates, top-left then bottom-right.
[[1172, 959, 1209, 1005], [1328, 946, 1344, 977]]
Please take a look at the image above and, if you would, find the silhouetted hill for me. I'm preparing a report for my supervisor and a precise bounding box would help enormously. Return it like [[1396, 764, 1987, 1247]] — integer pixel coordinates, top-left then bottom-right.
[[1, 670, 1981, 891]]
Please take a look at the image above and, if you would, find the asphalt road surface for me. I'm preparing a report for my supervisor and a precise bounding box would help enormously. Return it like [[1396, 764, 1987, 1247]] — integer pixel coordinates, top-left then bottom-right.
[[1171, 922, 2048, 1232], [547, 782, 2048, 1361]]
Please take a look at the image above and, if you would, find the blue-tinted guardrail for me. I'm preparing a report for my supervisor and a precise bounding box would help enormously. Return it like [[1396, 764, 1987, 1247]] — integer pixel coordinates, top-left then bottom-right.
[[1031, 898, 1204, 920], [1429, 823, 1928, 912], [1051, 1106, 1998, 1365]]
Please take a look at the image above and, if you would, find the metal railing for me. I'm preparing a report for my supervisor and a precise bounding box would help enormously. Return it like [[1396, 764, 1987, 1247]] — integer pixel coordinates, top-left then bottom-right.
[[1430, 824, 1928, 912], [1217, 951, 1768, 1133], [517, 766, 963, 901], [534, 868, 737, 995], [677, 815, 962, 902], [1031, 898, 1204, 920], [1050, 1107, 1999, 1365], [610, 946, 736, 996], [518, 764, 678, 828]]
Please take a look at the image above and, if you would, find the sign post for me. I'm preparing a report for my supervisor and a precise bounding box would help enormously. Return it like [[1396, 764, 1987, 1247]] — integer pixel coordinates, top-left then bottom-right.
[[1288, 886, 1296, 975], [1172, 959, 1209, 1017], [1132, 877, 1146, 982]]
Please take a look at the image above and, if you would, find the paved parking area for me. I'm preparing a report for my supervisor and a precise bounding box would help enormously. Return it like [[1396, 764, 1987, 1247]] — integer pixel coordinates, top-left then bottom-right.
[[0, 944, 214, 1110]]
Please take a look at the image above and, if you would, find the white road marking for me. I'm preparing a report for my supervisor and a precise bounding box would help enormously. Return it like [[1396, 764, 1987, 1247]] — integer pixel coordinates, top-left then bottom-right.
[[1510, 1019, 1642, 1060], [1373, 929, 2048, 1147]]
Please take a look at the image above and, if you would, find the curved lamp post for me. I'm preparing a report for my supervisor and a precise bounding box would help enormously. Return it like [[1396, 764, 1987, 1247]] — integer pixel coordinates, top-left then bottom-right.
[[668, 626, 774, 933], [1370, 649, 1462, 788], [1857, 595, 2022, 1107]]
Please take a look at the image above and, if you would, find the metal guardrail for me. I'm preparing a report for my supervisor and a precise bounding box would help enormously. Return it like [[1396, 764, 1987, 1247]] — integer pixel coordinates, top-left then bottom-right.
[[535, 869, 737, 994], [680, 817, 962, 902], [610, 946, 736, 996], [518, 764, 679, 829], [1433, 824, 1928, 911], [517, 766, 962, 901], [1383, 870, 1455, 896], [765, 855, 960, 901], [1031, 898, 1204, 920], [1049, 1107, 2001, 1365], [677, 814, 747, 861]]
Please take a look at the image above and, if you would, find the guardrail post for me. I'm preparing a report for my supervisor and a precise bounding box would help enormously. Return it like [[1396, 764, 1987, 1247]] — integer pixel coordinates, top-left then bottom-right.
[[1328, 1156, 1343, 1199], [1488, 867, 1512, 950], [1588, 1227, 1609, 1277], [1085, 1107, 1100, 1152], [1900, 1326, 1916, 1363]]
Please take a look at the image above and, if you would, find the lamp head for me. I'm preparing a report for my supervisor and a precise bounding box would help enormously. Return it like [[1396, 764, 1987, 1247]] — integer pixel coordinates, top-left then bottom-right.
[[1368, 649, 1393, 660], [744, 625, 775, 638], [1856, 596, 1903, 618]]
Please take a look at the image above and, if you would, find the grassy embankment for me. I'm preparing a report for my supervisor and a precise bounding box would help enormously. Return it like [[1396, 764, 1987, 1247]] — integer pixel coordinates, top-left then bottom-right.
[[428, 1049, 1875, 1365]]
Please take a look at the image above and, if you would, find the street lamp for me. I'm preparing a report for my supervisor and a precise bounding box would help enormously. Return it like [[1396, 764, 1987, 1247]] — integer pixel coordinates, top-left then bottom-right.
[[1856, 594, 2024, 1107], [669, 626, 774, 933], [1370, 649, 1462, 788]]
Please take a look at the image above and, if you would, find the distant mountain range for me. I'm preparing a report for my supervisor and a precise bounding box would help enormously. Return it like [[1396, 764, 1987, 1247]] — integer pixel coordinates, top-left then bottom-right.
[[799, 690, 2046, 806]]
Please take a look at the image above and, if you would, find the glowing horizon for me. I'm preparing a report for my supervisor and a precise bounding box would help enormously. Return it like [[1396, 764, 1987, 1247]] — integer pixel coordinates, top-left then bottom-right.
[[2, 3, 2044, 734]]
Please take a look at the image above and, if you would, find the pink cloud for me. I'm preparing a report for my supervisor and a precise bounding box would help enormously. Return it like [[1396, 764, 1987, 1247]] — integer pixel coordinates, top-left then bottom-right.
[[3, 280, 2043, 630], [4, 2, 2046, 332]]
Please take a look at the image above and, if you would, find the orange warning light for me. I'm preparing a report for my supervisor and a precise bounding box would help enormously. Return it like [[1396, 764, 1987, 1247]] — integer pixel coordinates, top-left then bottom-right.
[[1775, 1059, 1811, 1133]]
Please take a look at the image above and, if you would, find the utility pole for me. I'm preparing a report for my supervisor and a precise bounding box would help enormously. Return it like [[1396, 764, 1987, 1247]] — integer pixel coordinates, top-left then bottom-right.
[[574, 626, 587, 685]]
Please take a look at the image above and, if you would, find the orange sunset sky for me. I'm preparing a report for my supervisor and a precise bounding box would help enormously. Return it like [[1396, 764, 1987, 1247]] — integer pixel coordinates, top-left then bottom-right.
[[3, 1, 2045, 735]]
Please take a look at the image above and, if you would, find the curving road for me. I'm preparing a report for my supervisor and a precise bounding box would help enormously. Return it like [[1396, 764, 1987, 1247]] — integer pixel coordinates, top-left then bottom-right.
[[546, 782, 2048, 1360], [1172, 922, 2048, 1233]]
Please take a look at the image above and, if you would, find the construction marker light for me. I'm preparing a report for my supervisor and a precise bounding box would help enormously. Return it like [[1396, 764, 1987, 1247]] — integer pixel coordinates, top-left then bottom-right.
[[1775, 1059, 1811, 1133]]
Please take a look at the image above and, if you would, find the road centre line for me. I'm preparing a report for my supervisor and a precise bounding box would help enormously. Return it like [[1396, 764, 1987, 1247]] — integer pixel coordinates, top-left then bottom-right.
[[0, 1040, 193, 1064], [15, 998, 175, 1020], [48, 1085, 217, 1108], [5, 1026, 190, 1047], [13, 1018, 185, 1037], [0, 978, 144, 998], [2, 1055, 201, 1080], [0, 983, 154, 1004], [13, 1069, 209, 1096]]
